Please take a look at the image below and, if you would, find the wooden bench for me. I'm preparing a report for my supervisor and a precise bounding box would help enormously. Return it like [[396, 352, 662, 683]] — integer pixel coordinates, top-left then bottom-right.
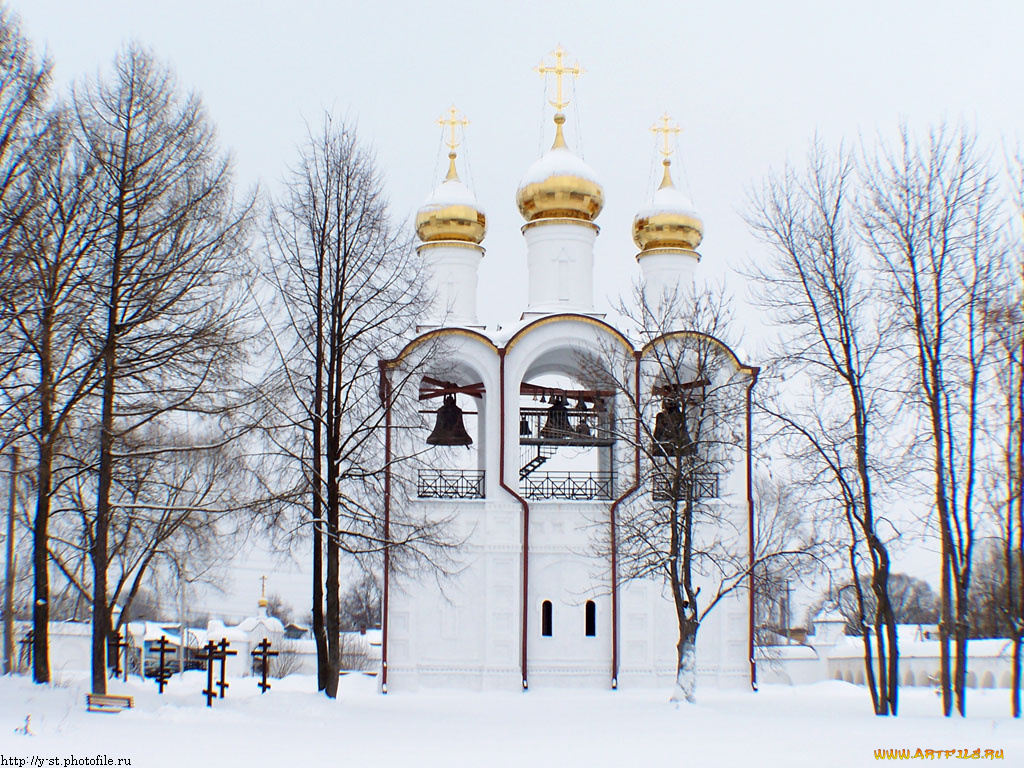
[[86, 693, 134, 713]]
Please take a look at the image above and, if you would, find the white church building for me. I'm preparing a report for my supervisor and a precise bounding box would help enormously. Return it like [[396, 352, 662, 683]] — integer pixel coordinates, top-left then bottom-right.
[[378, 49, 758, 693]]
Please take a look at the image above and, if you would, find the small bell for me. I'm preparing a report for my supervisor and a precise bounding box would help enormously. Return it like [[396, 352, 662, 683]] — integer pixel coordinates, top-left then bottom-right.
[[426, 394, 473, 447], [520, 415, 532, 437], [540, 395, 573, 439]]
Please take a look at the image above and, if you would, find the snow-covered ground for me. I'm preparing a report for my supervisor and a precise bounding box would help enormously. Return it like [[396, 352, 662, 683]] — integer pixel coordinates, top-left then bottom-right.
[[1, 673, 1021, 767]]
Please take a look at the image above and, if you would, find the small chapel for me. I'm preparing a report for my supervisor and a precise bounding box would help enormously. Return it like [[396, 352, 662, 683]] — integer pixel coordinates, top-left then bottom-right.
[[379, 48, 757, 692]]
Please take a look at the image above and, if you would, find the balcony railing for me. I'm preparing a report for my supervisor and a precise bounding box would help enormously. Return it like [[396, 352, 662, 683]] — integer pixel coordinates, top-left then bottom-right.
[[518, 407, 614, 447], [651, 471, 718, 502], [417, 469, 485, 499], [522, 471, 613, 501]]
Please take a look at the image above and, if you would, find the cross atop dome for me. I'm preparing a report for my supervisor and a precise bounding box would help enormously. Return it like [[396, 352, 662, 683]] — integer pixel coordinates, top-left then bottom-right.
[[651, 113, 682, 190], [534, 45, 583, 112], [651, 113, 681, 159], [438, 105, 469, 181]]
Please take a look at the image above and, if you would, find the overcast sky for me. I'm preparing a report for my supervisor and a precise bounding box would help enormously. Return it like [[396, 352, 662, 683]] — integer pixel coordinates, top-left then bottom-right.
[[12, 0, 1024, 620]]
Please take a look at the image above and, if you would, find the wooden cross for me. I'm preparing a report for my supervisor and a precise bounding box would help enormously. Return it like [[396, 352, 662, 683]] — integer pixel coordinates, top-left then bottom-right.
[[438, 105, 469, 152], [154, 635, 174, 693], [534, 45, 583, 111], [251, 638, 279, 694], [216, 638, 237, 698], [651, 113, 680, 159]]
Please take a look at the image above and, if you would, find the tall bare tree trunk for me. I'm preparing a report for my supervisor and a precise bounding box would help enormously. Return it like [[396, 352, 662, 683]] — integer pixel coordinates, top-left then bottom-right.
[[91, 255, 120, 695], [32, 326, 53, 684], [4, 447, 17, 674], [311, 252, 328, 691]]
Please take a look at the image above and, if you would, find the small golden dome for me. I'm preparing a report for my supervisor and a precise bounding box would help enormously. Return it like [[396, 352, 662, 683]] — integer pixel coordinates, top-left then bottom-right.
[[516, 114, 603, 224], [416, 152, 487, 244], [632, 159, 703, 252]]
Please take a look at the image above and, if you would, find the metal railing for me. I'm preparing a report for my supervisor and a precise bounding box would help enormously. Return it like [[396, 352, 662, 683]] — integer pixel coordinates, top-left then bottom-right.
[[518, 407, 614, 447], [522, 471, 613, 500], [417, 469, 485, 499], [651, 471, 718, 502]]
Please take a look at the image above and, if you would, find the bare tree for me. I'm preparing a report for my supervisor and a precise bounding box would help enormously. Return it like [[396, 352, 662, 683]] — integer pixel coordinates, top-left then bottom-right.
[[587, 285, 819, 703], [0, 3, 50, 285], [72, 45, 252, 695], [2, 111, 107, 684], [814, 573, 939, 636], [258, 114, 455, 698], [46, 425, 247, 640], [747, 140, 902, 715], [339, 573, 381, 631], [0, 2, 57, 683], [864, 125, 1011, 716]]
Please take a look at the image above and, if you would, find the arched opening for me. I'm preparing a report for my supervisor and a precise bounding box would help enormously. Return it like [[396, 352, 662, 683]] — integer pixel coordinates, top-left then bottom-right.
[[904, 669, 915, 687], [518, 349, 617, 501], [417, 368, 486, 499], [833, 669, 843, 681], [966, 671, 978, 689], [585, 600, 596, 637], [854, 668, 865, 686], [541, 600, 553, 637], [1000, 671, 1013, 689], [981, 671, 995, 689], [642, 339, 746, 505], [843, 670, 854, 684]]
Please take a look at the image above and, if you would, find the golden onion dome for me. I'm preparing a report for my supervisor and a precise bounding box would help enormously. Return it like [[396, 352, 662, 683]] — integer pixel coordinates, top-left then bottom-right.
[[516, 113, 603, 224], [632, 159, 703, 252], [415, 152, 487, 244]]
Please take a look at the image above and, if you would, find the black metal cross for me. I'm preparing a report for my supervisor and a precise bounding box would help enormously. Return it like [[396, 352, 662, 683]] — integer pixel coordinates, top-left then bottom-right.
[[250, 638, 279, 694], [154, 635, 174, 693], [200, 640, 218, 707], [108, 628, 130, 680], [216, 638, 237, 698]]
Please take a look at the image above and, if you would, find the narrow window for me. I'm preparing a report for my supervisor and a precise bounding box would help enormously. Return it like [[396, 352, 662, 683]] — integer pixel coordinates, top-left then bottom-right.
[[541, 600, 553, 637], [585, 600, 596, 637]]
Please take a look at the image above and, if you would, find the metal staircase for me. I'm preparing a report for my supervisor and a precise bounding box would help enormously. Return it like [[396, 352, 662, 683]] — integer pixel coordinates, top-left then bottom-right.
[[519, 444, 558, 479]]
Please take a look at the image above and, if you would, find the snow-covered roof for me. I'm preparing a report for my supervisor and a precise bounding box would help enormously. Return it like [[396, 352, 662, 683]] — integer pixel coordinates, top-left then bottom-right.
[[237, 614, 285, 635], [813, 608, 847, 624]]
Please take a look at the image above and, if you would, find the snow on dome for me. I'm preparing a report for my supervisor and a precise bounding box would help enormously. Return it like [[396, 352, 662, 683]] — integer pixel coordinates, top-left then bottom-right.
[[632, 160, 703, 253], [518, 146, 601, 188], [422, 177, 482, 209], [516, 113, 603, 224], [636, 183, 700, 222], [415, 154, 487, 245]]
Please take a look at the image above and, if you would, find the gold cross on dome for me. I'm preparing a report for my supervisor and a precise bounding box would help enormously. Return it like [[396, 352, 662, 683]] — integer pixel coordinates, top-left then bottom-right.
[[651, 113, 681, 158], [535, 45, 583, 112], [438, 105, 469, 151], [260, 574, 267, 597]]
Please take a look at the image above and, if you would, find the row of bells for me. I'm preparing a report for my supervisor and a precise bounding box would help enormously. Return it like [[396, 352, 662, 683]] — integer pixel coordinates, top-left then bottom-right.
[[428, 394, 694, 453]]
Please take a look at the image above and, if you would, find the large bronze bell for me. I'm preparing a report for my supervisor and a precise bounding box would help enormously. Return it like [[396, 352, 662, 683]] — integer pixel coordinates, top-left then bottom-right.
[[653, 400, 696, 456], [540, 395, 573, 439], [426, 394, 472, 447]]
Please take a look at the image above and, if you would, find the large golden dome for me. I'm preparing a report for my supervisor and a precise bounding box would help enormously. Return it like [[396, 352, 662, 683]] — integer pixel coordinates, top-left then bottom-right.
[[632, 159, 703, 253], [416, 153, 487, 244], [516, 114, 603, 224]]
